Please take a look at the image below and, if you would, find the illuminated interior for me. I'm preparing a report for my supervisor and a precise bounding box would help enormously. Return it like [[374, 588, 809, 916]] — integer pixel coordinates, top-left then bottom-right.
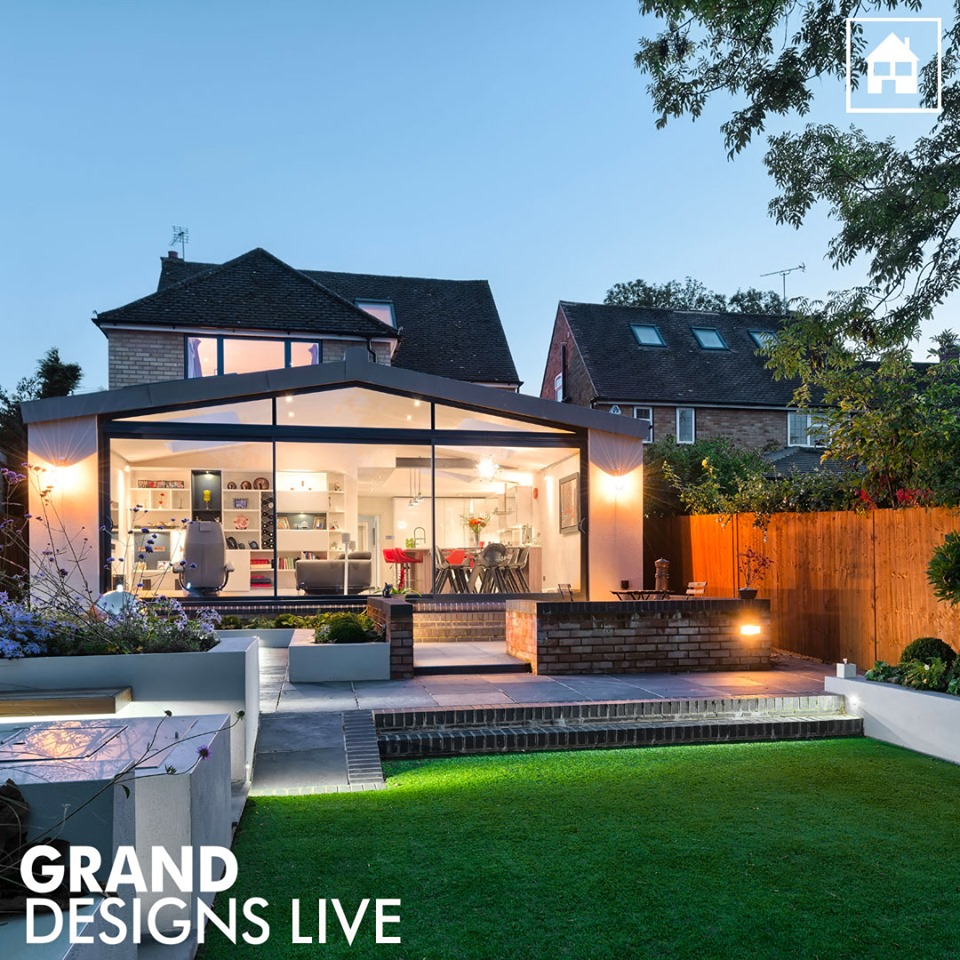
[[107, 387, 583, 597]]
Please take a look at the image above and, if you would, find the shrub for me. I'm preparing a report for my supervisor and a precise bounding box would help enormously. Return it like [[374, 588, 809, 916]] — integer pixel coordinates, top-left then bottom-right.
[[900, 657, 949, 691], [314, 612, 382, 645], [864, 660, 901, 683], [928, 532, 960, 605], [218, 614, 246, 630], [899, 636, 958, 667]]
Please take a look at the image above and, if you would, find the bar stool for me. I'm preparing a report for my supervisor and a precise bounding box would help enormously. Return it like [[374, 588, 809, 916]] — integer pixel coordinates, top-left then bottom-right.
[[383, 548, 422, 590]]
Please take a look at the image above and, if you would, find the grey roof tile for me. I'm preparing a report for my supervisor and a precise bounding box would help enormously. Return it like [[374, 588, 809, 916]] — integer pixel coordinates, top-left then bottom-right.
[[153, 253, 520, 385], [97, 248, 396, 339], [560, 301, 795, 407]]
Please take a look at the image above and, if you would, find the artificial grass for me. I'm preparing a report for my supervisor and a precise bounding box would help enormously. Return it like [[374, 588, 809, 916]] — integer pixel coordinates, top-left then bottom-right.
[[199, 739, 960, 960]]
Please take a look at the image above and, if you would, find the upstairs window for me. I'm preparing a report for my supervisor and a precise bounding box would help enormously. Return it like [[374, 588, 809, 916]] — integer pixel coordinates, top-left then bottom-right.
[[186, 337, 321, 379], [554, 372, 563, 402], [355, 299, 396, 327], [691, 327, 727, 350], [676, 407, 695, 444], [787, 412, 829, 447], [631, 324, 665, 347], [634, 406, 653, 442]]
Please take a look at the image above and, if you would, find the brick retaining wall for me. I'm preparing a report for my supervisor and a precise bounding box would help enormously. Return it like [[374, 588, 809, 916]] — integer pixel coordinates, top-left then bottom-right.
[[367, 597, 414, 679], [505, 599, 770, 675], [411, 601, 507, 643]]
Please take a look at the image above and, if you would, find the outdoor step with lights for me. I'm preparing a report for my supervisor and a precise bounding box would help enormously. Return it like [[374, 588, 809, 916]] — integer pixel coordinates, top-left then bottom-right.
[[375, 695, 862, 758], [413, 661, 531, 676], [0, 686, 133, 718]]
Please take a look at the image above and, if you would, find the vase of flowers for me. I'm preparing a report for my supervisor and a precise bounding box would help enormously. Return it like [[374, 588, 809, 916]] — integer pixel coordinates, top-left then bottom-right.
[[461, 513, 489, 546]]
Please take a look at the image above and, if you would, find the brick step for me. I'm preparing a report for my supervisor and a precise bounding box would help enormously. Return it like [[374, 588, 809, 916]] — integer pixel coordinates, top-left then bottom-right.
[[377, 713, 863, 758], [374, 695, 846, 731]]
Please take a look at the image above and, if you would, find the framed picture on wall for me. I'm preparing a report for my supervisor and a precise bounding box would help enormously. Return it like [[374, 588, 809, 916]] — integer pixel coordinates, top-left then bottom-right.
[[559, 473, 579, 533], [233, 498, 248, 509]]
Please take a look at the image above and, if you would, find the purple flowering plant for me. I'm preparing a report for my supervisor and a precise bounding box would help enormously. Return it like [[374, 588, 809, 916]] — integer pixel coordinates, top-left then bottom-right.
[[0, 465, 220, 659]]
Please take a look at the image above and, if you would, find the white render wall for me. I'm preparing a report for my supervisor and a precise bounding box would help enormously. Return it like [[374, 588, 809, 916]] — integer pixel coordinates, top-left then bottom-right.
[[826, 675, 960, 765]]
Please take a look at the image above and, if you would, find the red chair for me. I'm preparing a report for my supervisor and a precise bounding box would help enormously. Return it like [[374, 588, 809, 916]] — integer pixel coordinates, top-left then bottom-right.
[[383, 547, 423, 590]]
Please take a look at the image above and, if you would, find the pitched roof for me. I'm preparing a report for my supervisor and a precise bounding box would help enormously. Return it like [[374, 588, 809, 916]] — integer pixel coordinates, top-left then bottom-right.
[[155, 253, 520, 385], [97, 248, 395, 339], [559, 301, 797, 407]]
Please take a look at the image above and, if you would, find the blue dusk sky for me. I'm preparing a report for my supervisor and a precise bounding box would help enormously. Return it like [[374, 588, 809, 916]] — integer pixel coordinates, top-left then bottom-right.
[[0, 1, 953, 396]]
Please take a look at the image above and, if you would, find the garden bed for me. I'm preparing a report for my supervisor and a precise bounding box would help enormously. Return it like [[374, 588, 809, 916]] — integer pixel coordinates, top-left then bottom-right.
[[288, 634, 391, 682], [0, 636, 259, 781], [825, 674, 960, 765]]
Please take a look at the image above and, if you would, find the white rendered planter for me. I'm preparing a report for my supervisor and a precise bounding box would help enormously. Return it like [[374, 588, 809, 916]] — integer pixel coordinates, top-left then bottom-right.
[[217, 627, 296, 648], [826, 675, 960, 765], [288, 634, 390, 682], [0, 636, 259, 782]]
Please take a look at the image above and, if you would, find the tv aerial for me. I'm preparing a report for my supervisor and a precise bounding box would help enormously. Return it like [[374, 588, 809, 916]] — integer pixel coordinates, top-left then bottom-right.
[[170, 226, 190, 259], [760, 263, 805, 314]]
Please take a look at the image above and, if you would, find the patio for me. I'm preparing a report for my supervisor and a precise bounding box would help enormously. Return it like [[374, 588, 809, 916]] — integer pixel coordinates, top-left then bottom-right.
[[251, 639, 834, 795]]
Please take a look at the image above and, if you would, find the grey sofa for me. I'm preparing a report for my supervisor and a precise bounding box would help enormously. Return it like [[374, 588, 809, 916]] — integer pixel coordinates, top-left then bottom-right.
[[295, 553, 374, 595]]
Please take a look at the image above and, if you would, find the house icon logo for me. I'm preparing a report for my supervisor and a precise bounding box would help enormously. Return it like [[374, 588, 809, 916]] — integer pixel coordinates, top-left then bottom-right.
[[846, 17, 941, 114], [865, 33, 918, 95]]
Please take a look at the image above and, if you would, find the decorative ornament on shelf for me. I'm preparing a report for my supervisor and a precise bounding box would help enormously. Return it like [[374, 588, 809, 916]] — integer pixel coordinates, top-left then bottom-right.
[[233, 515, 250, 530]]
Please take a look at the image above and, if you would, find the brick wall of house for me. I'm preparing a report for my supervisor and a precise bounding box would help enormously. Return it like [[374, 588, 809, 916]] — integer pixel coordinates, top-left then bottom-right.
[[505, 599, 770, 674], [413, 602, 506, 643], [540, 307, 595, 405], [108, 330, 184, 388], [593, 404, 788, 451], [367, 597, 414, 679]]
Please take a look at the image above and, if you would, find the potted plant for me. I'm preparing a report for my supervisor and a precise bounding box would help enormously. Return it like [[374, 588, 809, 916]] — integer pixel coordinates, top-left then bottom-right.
[[738, 547, 774, 599]]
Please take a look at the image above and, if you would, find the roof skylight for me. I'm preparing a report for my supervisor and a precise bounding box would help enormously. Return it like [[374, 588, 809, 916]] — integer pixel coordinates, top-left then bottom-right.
[[691, 327, 727, 350], [630, 324, 666, 347]]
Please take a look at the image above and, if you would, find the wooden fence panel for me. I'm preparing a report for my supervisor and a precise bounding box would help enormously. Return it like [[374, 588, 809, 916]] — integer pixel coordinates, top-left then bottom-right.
[[648, 507, 960, 663]]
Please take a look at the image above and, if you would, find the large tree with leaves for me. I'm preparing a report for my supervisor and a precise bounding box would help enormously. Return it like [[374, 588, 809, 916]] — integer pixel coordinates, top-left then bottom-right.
[[635, 0, 960, 502], [605, 276, 785, 313]]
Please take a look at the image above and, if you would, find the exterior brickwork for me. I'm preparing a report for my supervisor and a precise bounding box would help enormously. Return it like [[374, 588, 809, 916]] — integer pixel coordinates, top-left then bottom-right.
[[505, 599, 770, 674], [540, 307, 595, 405], [412, 602, 506, 643], [108, 330, 184, 388], [591, 404, 788, 451], [367, 597, 414, 679]]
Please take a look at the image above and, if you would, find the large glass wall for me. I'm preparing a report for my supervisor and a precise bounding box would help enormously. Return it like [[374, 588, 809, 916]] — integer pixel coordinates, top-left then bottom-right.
[[105, 386, 584, 597]]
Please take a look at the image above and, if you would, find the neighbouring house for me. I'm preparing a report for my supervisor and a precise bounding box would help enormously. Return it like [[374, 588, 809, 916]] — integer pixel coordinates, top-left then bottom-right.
[[865, 32, 919, 96], [541, 301, 827, 455], [21, 253, 645, 601]]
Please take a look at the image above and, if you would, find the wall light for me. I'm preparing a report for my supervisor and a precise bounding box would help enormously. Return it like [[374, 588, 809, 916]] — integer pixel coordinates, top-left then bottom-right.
[[740, 623, 762, 637]]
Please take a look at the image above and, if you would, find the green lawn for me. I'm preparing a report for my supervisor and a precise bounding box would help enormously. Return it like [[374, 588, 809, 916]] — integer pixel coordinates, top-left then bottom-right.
[[200, 740, 960, 960]]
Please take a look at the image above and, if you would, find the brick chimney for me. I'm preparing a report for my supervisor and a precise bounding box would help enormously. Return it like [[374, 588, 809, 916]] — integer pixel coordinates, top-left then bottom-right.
[[167, 250, 179, 259]]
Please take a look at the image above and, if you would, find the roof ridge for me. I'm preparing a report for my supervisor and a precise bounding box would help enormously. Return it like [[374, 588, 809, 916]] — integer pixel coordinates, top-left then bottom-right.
[[98, 248, 397, 336], [305, 267, 490, 286]]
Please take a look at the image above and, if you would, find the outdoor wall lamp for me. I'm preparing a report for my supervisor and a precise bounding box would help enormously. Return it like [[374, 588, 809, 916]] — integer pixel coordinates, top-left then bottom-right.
[[740, 623, 762, 637]]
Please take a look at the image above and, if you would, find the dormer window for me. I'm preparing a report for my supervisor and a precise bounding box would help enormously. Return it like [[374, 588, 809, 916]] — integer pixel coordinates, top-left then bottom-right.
[[631, 324, 665, 347], [691, 327, 727, 350], [355, 299, 396, 327]]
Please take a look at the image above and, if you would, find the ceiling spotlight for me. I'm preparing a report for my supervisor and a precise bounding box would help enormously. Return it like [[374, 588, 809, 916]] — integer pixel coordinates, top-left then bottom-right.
[[476, 458, 498, 480]]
